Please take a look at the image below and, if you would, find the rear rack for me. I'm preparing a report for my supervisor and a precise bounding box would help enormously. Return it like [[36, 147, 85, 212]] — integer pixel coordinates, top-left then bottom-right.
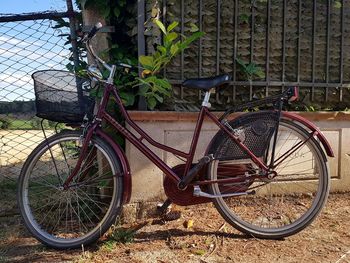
[[219, 86, 298, 121]]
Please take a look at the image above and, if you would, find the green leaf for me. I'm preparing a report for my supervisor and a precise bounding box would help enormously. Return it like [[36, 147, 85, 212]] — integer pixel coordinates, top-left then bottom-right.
[[155, 78, 172, 90], [189, 23, 199, 32], [89, 85, 104, 98], [100, 5, 111, 18], [255, 69, 265, 79], [153, 93, 164, 103], [165, 32, 178, 44], [66, 63, 74, 72], [120, 91, 135, 106], [239, 14, 250, 24], [246, 63, 257, 75], [179, 31, 204, 50], [334, 1, 342, 8], [167, 21, 179, 32], [114, 7, 121, 17], [157, 45, 167, 55], [147, 97, 157, 109], [235, 58, 248, 71], [137, 85, 150, 96], [154, 19, 167, 35], [139, 55, 154, 69], [170, 44, 179, 56], [118, 0, 126, 7]]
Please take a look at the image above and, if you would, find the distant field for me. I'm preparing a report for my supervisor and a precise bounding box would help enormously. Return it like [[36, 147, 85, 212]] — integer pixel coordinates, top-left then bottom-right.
[[0, 129, 56, 179], [9, 119, 34, 129], [0, 115, 62, 130]]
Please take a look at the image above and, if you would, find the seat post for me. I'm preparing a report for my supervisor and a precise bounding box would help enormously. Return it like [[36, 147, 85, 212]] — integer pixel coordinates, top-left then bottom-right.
[[202, 89, 213, 108]]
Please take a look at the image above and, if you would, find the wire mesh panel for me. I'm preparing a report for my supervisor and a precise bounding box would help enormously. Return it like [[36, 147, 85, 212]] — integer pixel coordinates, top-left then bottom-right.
[[0, 17, 73, 181]]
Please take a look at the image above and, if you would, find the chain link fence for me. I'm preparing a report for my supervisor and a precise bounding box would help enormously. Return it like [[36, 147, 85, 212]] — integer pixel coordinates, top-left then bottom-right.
[[0, 13, 75, 187]]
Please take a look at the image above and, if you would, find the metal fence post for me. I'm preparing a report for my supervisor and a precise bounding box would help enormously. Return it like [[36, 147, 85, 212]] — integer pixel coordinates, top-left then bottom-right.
[[66, 0, 79, 71], [137, 0, 147, 110]]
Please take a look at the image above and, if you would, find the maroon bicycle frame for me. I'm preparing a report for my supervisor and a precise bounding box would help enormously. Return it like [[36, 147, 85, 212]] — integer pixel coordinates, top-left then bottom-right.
[[64, 83, 334, 189], [64, 84, 270, 188]]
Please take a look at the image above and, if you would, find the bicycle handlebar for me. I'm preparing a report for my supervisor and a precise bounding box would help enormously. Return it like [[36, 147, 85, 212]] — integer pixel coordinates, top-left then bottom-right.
[[87, 22, 102, 39], [83, 22, 137, 83]]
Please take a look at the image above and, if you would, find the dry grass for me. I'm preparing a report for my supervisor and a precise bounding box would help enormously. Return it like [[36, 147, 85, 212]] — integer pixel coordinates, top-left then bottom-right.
[[1, 192, 350, 263]]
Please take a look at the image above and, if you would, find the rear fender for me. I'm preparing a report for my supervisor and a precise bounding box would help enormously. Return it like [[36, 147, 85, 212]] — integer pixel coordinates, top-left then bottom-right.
[[281, 111, 334, 157], [95, 128, 132, 204]]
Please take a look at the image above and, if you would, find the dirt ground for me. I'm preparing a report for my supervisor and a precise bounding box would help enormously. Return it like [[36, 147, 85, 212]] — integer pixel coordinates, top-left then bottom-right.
[[1, 192, 350, 263]]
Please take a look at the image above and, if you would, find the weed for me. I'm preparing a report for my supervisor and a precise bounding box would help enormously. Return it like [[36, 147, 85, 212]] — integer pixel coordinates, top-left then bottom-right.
[[106, 225, 135, 244], [74, 251, 93, 263], [101, 240, 115, 251]]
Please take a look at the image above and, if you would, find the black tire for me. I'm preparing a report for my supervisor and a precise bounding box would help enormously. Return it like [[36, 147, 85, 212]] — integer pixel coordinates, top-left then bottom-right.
[[207, 119, 330, 239], [17, 130, 123, 249]]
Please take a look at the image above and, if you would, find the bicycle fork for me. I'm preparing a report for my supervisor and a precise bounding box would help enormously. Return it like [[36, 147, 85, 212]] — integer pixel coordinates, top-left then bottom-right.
[[62, 123, 97, 189]]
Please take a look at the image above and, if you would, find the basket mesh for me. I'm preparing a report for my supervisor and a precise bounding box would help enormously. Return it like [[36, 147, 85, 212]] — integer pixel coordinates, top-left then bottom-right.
[[32, 70, 94, 123], [208, 112, 279, 160]]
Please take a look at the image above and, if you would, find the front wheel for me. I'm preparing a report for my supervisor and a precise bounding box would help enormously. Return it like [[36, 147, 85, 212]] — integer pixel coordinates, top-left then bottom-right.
[[207, 119, 330, 239], [17, 130, 123, 249]]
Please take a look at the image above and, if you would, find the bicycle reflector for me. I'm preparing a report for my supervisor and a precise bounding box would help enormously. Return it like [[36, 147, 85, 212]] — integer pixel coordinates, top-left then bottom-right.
[[288, 86, 299, 102]]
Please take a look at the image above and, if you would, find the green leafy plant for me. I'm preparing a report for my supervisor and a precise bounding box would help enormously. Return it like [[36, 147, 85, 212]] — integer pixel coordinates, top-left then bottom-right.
[[72, 0, 139, 109], [59, 2, 203, 110], [136, 19, 204, 109], [53, 15, 87, 73], [235, 58, 265, 81]]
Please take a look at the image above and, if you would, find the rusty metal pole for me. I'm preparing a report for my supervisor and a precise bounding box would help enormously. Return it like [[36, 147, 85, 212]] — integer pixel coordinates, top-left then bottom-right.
[[66, 0, 80, 71]]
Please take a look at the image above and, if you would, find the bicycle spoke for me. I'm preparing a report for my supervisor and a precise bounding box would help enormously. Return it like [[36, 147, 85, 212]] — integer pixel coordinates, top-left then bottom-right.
[[75, 191, 103, 221], [77, 188, 110, 211], [51, 198, 65, 235]]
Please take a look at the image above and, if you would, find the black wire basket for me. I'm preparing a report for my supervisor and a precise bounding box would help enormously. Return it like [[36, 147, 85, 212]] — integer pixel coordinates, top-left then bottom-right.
[[32, 70, 95, 124]]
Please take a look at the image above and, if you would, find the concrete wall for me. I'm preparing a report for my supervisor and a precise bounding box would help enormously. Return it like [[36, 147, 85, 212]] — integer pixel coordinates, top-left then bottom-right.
[[125, 111, 350, 202]]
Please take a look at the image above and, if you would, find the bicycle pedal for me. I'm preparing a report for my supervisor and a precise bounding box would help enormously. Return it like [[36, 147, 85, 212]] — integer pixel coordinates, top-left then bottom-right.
[[157, 199, 172, 214]]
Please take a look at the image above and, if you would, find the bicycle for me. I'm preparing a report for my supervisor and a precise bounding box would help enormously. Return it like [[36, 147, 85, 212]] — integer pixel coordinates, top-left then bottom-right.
[[17, 23, 334, 249]]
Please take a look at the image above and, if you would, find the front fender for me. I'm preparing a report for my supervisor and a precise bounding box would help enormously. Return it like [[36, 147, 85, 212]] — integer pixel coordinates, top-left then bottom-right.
[[281, 111, 334, 157], [95, 128, 132, 204]]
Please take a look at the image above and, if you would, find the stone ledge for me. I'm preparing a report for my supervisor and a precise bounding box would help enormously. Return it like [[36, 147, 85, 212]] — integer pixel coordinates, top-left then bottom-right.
[[127, 110, 350, 122]]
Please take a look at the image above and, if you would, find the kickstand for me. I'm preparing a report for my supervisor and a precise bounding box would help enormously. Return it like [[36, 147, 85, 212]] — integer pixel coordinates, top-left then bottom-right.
[[157, 198, 172, 214]]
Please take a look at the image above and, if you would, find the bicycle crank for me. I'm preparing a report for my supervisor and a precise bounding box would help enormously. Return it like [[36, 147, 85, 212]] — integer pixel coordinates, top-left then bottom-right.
[[193, 185, 256, 198]]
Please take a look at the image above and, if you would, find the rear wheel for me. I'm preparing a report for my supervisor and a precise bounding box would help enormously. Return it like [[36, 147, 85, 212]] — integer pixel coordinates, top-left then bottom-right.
[[208, 119, 329, 238], [18, 130, 123, 249]]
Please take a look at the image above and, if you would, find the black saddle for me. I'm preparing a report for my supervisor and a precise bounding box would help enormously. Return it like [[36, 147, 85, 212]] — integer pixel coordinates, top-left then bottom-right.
[[182, 74, 231, 91]]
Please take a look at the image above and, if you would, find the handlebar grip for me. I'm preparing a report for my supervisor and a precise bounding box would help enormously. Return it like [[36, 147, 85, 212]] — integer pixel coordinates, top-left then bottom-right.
[[87, 22, 103, 39]]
